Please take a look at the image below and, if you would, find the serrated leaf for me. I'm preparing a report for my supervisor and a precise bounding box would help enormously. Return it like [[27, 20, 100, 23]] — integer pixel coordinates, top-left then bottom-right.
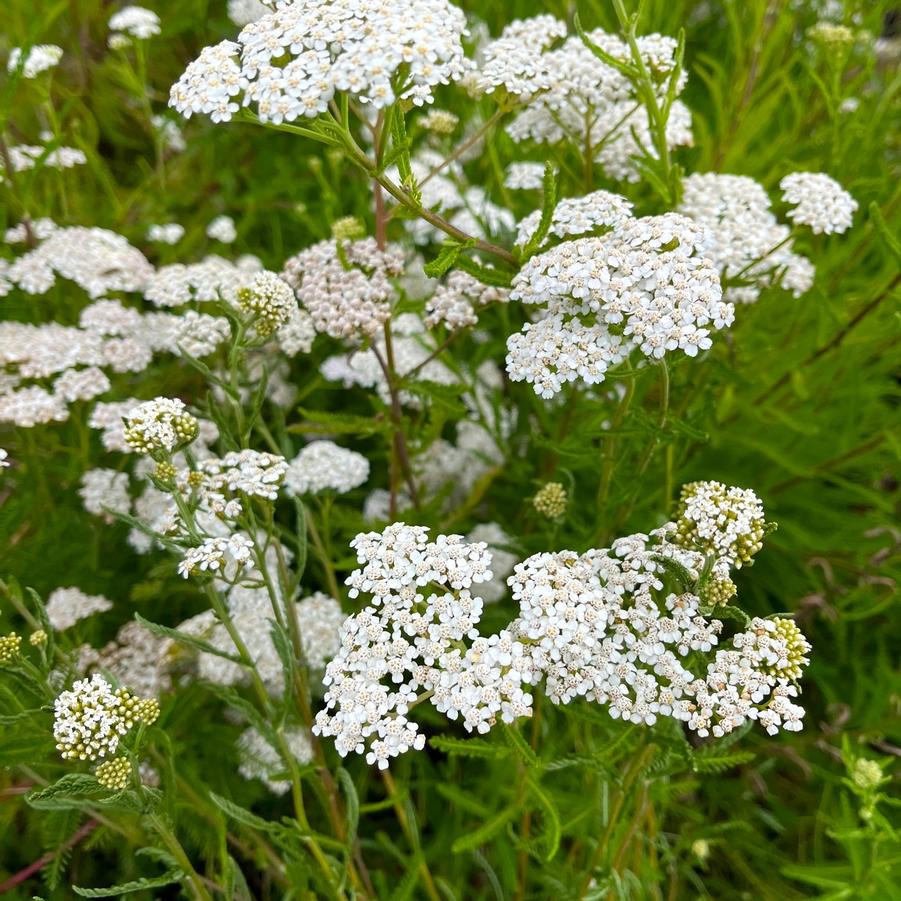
[[209, 791, 284, 835], [501, 724, 540, 768], [424, 239, 473, 279], [135, 613, 242, 664], [72, 869, 184, 897], [691, 750, 754, 774], [290, 407, 390, 437], [451, 805, 518, 853], [336, 767, 360, 849], [429, 735, 510, 759], [526, 776, 562, 861], [27, 775, 107, 811]]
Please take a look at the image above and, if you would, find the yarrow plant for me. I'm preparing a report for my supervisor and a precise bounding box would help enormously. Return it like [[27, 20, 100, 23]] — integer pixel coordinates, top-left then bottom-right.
[[1, 0, 895, 898]]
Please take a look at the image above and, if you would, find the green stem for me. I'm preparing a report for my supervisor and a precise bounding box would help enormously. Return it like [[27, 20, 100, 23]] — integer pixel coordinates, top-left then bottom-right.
[[146, 813, 214, 901]]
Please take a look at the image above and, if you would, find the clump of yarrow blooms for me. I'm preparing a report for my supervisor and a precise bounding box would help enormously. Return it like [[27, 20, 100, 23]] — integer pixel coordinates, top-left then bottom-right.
[[506, 213, 732, 397], [314, 483, 811, 767]]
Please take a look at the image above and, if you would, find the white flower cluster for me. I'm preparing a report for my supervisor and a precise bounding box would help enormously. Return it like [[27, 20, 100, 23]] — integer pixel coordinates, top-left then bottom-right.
[[178, 534, 254, 579], [0, 227, 152, 298], [53, 673, 155, 761], [8, 45, 63, 78], [236, 270, 297, 337], [479, 20, 692, 183], [514, 189, 634, 248], [79, 469, 131, 522], [200, 449, 288, 502], [424, 271, 510, 331], [679, 173, 815, 303], [314, 484, 811, 767], [314, 523, 508, 768], [504, 162, 545, 191], [237, 726, 313, 794], [285, 440, 370, 495], [207, 215, 237, 243], [0, 144, 86, 185], [282, 238, 404, 341], [169, 0, 469, 124], [45, 587, 113, 632], [472, 15, 568, 100], [4, 217, 58, 244], [146, 223, 185, 244], [779, 172, 857, 234], [672, 480, 768, 568], [124, 397, 199, 454], [108, 6, 161, 46], [144, 253, 262, 307], [506, 214, 731, 397], [0, 291, 239, 430]]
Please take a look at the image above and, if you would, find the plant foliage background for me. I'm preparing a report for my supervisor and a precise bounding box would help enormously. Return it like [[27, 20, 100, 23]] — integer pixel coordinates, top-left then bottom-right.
[[0, 0, 899, 898]]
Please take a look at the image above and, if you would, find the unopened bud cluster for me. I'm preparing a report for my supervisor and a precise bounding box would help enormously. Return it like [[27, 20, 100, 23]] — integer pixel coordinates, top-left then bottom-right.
[[533, 482, 567, 519], [0, 632, 21, 664], [95, 757, 132, 790]]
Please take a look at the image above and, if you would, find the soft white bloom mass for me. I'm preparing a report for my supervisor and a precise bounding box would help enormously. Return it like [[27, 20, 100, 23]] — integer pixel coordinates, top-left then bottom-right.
[[282, 238, 404, 341], [108, 6, 161, 41], [169, 0, 469, 124], [679, 173, 815, 302], [779, 172, 857, 234], [45, 587, 114, 632], [206, 215, 238, 243], [506, 213, 732, 397], [313, 484, 810, 767], [8, 45, 63, 79], [285, 440, 370, 495]]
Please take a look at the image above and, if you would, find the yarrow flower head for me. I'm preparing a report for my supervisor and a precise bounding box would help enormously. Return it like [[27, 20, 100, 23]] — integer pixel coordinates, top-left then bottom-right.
[[206, 215, 237, 243], [200, 449, 288, 501], [315, 523, 515, 768], [507, 214, 731, 397], [480, 19, 693, 183], [124, 397, 199, 454], [45, 587, 114, 631], [285, 441, 370, 495], [53, 674, 157, 761], [679, 172, 815, 303], [169, 0, 469, 124], [779, 172, 857, 234], [282, 238, 405, 341], [108, 6, 161, 44], [8, 45, 63, 78], [237, 270, 297, 337], [672, 480, 770, 568], [177, 533, 255, 580]]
